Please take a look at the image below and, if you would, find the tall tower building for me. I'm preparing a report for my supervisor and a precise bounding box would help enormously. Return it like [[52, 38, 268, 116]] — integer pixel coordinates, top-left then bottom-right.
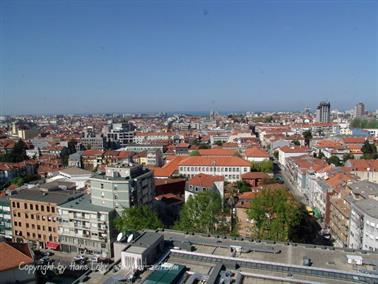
[[355, 102, 365, 117], [315, 101, 331, 123]]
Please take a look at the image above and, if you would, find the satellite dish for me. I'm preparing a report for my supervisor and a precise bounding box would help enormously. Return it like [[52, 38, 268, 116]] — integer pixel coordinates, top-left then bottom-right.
[[117, 233, 123, 242], [127, 234, 134, 243]]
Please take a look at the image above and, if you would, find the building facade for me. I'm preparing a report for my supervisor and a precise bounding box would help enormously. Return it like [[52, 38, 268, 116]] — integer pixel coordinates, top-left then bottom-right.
[[90, 164, 155, 214], [58, 195, 116, 258]]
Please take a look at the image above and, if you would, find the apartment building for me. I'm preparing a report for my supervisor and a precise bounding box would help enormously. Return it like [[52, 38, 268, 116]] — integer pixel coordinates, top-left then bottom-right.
[[0, 196, 12, 239], [178, 156, 250, 182], [10, 187, 83, 250], [104, 122, 135, 147], [58, 195, 116, 258], [90, 163, 155, 214], [347, 181, 378, 252]]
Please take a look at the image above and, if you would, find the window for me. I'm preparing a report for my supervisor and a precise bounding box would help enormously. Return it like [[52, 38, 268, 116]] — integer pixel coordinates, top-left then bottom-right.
[[47, 206, 50, 213], [51, 207, 55, 213], [41, 205, 44, 212], [36, 205, 39, 210], [25, 213, 28, 219], [31, 214, 34, 219], [12, 201, 15, 207], [30, 204, 33, 210], [24, 203, 27, 209]]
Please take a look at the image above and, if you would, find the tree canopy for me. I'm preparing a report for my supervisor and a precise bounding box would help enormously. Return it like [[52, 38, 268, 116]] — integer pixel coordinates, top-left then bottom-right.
[[174, 190, 223, 234], [351, 118, 378, 129], [114, 205, 163, 233], [247, 188, 301, 241], [250, 160, 273, 173], [0, 140, 28, 163], [302, 130, 312, 147], [327, 155, 342, 166], [361, 141, 378, 159]]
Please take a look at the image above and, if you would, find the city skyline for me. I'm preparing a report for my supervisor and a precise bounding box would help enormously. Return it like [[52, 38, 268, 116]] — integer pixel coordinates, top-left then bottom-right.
[[1, 0, 377, 115]]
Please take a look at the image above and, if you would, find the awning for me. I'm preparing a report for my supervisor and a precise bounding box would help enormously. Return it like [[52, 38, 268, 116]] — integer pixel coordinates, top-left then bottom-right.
[[46, 241, 60, 250]]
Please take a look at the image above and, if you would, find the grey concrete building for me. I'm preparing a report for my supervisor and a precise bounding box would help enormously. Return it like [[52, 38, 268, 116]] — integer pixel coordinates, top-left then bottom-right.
[[58, 195, 116, 258], [347, 181, 378, 252], [104, 122, 135, 148], [90, 164, 155, 214], [315, 101, 331, 123]]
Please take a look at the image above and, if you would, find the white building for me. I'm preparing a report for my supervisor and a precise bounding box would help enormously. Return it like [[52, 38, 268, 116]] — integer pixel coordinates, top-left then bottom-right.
[[178, 156, 250, 182]]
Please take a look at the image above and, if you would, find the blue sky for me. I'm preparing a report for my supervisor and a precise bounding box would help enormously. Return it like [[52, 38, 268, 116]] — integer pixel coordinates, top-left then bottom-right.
[[1, 0, 377, 115]]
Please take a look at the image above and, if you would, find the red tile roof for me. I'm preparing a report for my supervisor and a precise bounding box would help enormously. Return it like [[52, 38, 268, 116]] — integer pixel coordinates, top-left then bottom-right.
[[279, 146, 309, 153], [179, 156, 250, 167], [154, 156, 188, 178], [347, 159, 378, 171], [0, 242, 33, 272], [187, 173, 224, 188], [241, 172, 270, 180], [245, 147, 269, 158], [198, 148, 237, 157], [83, 149, 103, 156], [342, 137, 366, 144]]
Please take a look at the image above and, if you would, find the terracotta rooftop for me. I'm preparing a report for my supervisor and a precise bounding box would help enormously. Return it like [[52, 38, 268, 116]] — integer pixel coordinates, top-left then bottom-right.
[[279, 146, 309, 153], [179, 156, 250, 167], [198, 148, 237, 157], [187, 173, 224, 188], [0, 242, 33, 272], [245, 147, 269, 158]]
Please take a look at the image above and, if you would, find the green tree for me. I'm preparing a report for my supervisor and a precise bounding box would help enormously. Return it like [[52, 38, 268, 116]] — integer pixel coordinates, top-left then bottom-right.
[[342, 153, 354, 162], [114, 205, 163, 233], [236, 180, 250, 193], [303, 130, 312, 147], [214, 141, 223, 146], [250, 160, 273, 173], [327, 155, 342, 166], [174, 191, 223, 234], [198, 144, 210, 149], [10, 176, 24, 187], [247, 188, 301, 241], [361, 141, 378, 159], [292, 140, 300, 146], [190, 150, 200, 156], [0, 140, 28, 163]]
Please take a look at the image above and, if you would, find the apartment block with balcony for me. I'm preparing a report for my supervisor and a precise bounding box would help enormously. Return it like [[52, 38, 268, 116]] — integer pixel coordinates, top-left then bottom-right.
[[0, 196, 12, 239], [58, 195, 116, 258], [90, 163, 155, 215]]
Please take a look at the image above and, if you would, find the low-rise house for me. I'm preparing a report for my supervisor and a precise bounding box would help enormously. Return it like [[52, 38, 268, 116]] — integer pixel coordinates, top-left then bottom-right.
[[345, 159, 378, 183], [244, 147, 270, 162], [185, 173, 224, 201], [0, 242, 35, 284], [68, 151, 83, 168], [278, 146, 309, 167], [48, 167, 93, 189], [0, 160, 38, 186], [241, 172, 270, 187], [82, 149, 104, 171]]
